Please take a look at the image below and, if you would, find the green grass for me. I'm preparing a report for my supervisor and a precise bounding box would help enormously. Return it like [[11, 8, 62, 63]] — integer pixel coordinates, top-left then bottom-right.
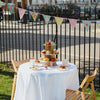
[[85, 88, 100, 100], [0, 63, 14, 100], [0, 63, 100, 100]]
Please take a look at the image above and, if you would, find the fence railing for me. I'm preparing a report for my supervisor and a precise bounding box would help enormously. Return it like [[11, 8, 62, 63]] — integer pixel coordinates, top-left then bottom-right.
[[0, 4, 100, 88]]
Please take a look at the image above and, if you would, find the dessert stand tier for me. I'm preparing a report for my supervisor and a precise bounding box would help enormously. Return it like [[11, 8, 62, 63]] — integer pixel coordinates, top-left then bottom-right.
[[43, 43, 56, 46], [41, 54, 58, 55], [40, 41, 58, 67], [40, 60, 57, 67]]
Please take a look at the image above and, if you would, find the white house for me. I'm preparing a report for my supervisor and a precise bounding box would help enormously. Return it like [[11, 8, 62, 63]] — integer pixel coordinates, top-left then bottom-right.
[[5, 0, 100, 8], [16, 0, 100, 6]]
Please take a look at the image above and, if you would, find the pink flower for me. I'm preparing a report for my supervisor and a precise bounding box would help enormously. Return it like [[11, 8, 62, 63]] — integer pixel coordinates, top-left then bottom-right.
[[9, 6, 12, 10], [86, 23, 88, 27], [76, 11, 78, 14], [45, 17, 49, 21]]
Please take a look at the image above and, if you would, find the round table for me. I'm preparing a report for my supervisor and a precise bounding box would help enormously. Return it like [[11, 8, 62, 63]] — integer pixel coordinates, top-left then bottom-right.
[[14, 61, 79, 100]]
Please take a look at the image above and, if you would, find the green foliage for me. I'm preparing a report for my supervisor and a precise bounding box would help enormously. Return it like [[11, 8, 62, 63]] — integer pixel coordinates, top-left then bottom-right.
[[0, 63, 14, 100]]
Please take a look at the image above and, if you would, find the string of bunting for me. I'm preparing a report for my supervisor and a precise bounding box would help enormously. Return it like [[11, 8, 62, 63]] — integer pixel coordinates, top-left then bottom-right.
[[0, 1, 100, 31], [17, 7, 100, 31]]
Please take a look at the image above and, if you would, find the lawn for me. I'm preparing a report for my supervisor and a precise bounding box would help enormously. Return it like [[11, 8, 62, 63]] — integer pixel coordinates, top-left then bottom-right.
[[0, 63, 100, 100], [0, 63, 14, 100]]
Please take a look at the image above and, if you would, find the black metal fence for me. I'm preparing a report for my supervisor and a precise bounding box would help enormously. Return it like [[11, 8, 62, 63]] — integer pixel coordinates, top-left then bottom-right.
[[0, 3, 100, 88]]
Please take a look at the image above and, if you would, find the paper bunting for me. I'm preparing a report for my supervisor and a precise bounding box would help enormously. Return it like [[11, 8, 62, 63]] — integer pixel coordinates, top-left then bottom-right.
[[55, 17, 63, 26], [72, 11, 75, 14], [43, 15, 51, 24], [96, 20, 100, 24], [0, 1, 5, 6], [0, 1, 1, 7], [96, 20, 100, 28], [82, 20, 91, 31], [72, 10, 79, 15], [7, 4, 15, 14], [76, 10, 79, 15], [69, 19, 78, 30], [29, 11, 38, 21], [18, 8, 26, 20]]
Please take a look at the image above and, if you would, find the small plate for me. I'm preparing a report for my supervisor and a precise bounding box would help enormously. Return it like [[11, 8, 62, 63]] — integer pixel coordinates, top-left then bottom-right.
[[31, 67, 42, 71], [40, 60, 57, 63], [57, 68, 68, 71]]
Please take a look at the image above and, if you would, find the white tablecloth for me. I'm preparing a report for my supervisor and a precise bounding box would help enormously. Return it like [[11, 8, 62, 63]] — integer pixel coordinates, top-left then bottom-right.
[[14, 61, 79, 100]]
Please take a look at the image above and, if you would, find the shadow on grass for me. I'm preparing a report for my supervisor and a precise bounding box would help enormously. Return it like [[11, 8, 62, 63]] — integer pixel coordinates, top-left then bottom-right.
[[0, 94, 11, 100], [0, 69, 14, 78]]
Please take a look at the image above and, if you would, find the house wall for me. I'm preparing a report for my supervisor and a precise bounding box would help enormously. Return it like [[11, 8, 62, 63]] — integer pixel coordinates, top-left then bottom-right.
[[12, 0, 100, 8]]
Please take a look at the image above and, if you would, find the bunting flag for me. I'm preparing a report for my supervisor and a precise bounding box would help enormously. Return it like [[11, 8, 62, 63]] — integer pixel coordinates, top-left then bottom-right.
[[43, 15, 51, 24], [96, 20, 100, 24], [72, 11, 75, 14], [76, 10, 79, 15], [0, 1, 5, 6], [55, 17, 63, 26], [7, 4, 15, 14], [29, 11, 38, 21], [18, 8, 26, 20], [0, 1, 1, 6], [96, 20, 100, 27], [82, 20, 92, 31], [72, 10, 79, 15], [69, 19, 78, 30]]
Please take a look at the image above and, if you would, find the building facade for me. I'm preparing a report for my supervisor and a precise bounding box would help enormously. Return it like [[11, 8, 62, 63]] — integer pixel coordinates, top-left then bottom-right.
[[3, 0, 100, 8]]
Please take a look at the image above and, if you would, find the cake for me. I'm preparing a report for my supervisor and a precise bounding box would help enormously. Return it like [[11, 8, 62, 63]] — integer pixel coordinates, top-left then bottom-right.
[[36, 60, 40, 63], [60, 66, 66, 69], [40, 41, 59, 67], [57, 65, 66, 70]]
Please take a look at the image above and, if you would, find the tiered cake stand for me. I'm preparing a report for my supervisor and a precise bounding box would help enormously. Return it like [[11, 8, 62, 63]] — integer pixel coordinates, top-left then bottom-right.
[[40, 42, 59, 67]]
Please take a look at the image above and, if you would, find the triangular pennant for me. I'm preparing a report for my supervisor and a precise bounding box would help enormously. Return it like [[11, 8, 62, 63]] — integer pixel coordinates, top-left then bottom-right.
[[29, 11, 38, 21], [0, 1, 5, 6], [76, 10, 79, 15], [69, 19, 78, 30], [0, 1, 1, 6], [72, 11, 75, 14], [96, 20, 100, 24], [18, 8, 26, 20], [43, 15, 51, 24], [96, 20, 100, 28], [7, 4, 15, 14], [82, 20, 91, 31], [55, 17, 63, 26]]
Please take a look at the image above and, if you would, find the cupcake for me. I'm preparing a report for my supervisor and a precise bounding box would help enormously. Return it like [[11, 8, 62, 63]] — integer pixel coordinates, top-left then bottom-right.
[[43, 57, 49, 61]]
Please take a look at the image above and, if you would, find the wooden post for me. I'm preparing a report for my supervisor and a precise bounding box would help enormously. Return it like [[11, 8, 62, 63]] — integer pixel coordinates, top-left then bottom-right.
[[22, 0, 27, 8], [5, 0, 8, 11], [14, 0, 17, 8], [55, 0, 57, 4], [22, 0, 24, 8], [29, 0, 32, 5], [14, 0, 17, 20], [5, 0, 9, 20]]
